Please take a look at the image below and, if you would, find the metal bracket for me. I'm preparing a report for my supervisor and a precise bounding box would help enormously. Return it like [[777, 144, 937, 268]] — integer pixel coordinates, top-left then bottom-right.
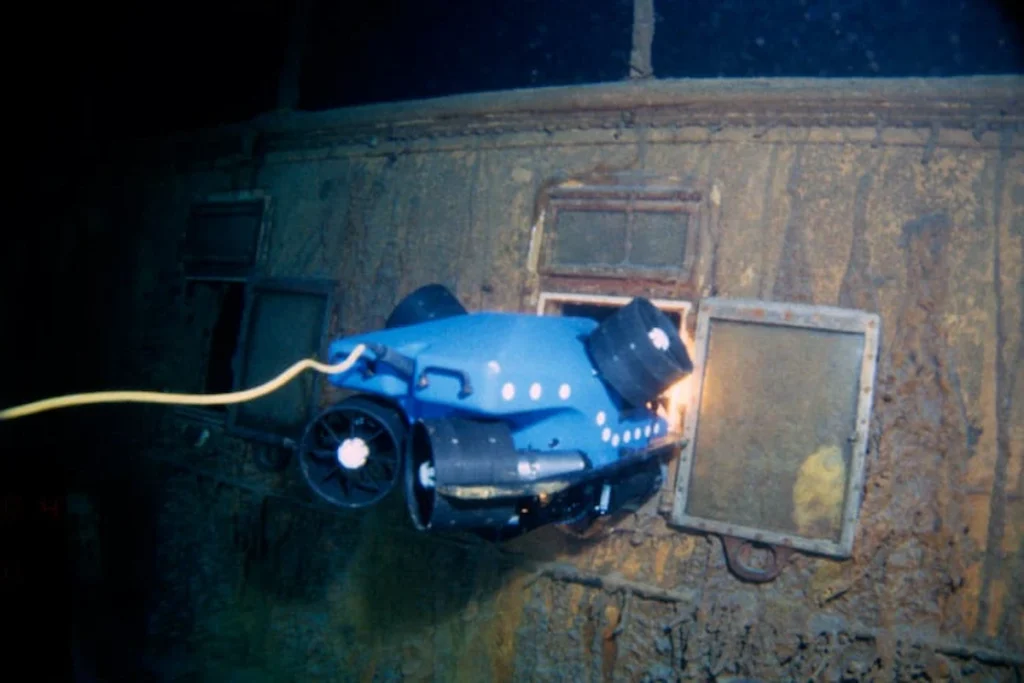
[[721, 535, 793, 583], [366, 343, 416, 381]]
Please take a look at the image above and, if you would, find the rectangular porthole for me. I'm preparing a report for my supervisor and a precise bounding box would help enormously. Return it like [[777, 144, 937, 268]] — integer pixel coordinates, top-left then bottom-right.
[[227, 278, 336, 446], [531, 174, 702, 286], [182, 192, 269, 280], [670, 298, 881, 558], [176, 191, 271, 425]]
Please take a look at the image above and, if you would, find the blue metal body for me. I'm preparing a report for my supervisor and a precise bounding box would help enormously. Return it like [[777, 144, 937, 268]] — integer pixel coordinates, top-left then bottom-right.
[[326, 312, 670, 470]]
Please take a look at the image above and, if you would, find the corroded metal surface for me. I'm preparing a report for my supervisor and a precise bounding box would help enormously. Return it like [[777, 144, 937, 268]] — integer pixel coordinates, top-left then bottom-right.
[[69, 77, 1024, 681]]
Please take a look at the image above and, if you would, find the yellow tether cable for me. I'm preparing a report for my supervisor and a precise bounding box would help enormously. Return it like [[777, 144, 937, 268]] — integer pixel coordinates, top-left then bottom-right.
[[0, 345, 367, 421]]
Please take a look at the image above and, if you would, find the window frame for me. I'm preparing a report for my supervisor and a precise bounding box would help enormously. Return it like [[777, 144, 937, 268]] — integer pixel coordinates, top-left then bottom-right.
[[182, 190, 271, 281], [669, 297, 881, 558], [531, 183, 701, 283], [225, 276, 337, 447], [174, 190, 272, 425]]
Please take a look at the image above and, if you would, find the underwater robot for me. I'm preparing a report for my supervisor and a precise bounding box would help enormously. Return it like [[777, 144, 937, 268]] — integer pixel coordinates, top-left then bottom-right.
[[303, 284, 693, 540]]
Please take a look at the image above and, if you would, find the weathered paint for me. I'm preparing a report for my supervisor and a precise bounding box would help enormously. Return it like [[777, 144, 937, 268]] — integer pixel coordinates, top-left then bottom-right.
[[63, 77, 1024, 680]]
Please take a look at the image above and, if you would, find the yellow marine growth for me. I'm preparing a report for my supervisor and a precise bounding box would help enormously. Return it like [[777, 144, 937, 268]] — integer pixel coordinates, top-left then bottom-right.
[[792, 444, 847, 539]]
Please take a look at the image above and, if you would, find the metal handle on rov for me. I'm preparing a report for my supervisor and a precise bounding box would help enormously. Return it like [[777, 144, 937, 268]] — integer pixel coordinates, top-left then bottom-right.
[[416, 366, 474, 397], [364, 344, 474, 398]]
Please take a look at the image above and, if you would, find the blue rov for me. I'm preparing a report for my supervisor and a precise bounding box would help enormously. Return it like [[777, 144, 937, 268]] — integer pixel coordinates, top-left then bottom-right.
[[298, 284, 693, 540]]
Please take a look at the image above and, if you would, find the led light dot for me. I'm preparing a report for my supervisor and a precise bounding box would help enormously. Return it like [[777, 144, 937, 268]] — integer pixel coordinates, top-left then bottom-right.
[[648, 328, 670, 351], [338, 438, 369, 470]]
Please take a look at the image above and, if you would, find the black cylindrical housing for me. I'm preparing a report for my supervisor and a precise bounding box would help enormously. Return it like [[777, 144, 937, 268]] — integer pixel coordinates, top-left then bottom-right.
[[405, 417, 588, 531], [586, 297, 693, 407]]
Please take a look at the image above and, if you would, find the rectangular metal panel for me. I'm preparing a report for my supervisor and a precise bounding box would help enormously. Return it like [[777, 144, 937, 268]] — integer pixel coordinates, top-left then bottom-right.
[[183, 196, 268, 280], [227, 278, 335, 445], [671, 298, 880, 558]]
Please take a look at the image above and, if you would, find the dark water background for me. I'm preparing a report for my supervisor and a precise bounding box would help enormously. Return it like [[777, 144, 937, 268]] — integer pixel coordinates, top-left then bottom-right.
[[26, 0, 1023, 141], [302, 0, 1024, 111]]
